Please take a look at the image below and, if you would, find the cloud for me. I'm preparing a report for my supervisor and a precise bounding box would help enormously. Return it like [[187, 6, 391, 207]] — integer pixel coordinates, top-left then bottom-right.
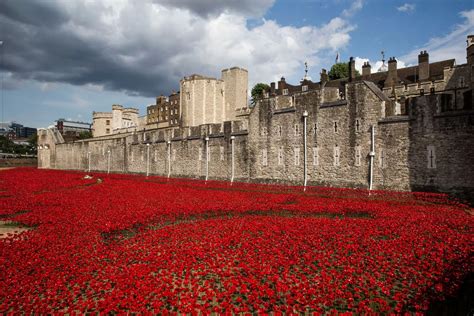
[[0, 0, 356, 98], [342, 0, 364, 17], [354, 57, 406, 74], [152, 0, 275, 17], [400, 9, 474, 65], [397, 3, 415, 13]]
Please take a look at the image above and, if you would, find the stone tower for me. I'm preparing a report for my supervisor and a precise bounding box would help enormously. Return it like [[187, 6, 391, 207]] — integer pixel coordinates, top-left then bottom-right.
[[221, 67, 248, 121]]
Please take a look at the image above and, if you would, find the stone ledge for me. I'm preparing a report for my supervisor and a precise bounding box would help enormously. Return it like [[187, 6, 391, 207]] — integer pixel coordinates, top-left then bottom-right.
[[378, 116, 412, 124], [231, 131, 248, 136], [320, 100, 348, 108], [274, 107, 296, 114], [208, 133, 224, 139], [434, 110, 474, 118]]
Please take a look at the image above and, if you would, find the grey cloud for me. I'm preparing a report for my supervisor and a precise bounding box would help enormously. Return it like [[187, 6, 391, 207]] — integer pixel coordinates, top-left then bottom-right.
[[153, 0, 275, 17]]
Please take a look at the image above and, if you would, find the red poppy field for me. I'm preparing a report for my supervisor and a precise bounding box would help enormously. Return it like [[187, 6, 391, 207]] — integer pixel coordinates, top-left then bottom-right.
[[0, 168, 472, 314]]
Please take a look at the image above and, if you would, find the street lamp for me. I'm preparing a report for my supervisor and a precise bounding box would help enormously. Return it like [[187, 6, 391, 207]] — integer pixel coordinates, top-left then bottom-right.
[[146, 143, 150, 177], [205, 137, 209, 181], [107, 150, 111, 174], [302, 110, 308, 190], [230, 135, 235, 184], [167, 141, 171, 178], [0, 40, 4, 125]]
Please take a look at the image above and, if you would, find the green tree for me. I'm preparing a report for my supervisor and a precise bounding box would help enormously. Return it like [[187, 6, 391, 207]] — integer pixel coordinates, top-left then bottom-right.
[[78, 131, 93, 139], [328, 62, 360, 80], [250, 83, 270, 106]]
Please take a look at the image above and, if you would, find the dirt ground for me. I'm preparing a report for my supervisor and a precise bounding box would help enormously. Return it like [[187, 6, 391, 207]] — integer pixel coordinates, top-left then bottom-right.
[[0, 221, 30, 239]]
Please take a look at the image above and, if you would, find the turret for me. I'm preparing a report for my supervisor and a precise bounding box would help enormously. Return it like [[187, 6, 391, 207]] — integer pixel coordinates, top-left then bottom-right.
[[320, 69, 329, 86], [362, 62, 371, 77], [384, 57, 398, 87], [348, 57, 356, 82], [418, 50, 429, 81]]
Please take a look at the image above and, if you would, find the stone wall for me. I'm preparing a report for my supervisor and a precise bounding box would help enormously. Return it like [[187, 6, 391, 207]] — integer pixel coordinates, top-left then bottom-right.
[[38, 81, 474, 194]]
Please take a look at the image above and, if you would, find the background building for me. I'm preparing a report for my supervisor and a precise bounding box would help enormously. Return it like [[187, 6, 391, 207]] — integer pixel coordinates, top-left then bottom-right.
[[92, 105, 139, 137]]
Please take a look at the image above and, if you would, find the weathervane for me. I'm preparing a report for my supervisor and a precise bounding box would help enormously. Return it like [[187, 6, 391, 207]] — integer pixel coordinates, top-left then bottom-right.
[[381, 51, 385, 63], [304, 61, 308, 79]]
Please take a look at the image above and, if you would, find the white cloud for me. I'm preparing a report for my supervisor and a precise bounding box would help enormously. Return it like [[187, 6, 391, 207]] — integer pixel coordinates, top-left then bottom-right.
[[354, 56, 406, 73], [400, 9, 474, 65], [397, 3, 415, 13], [342, 0, 364, 17]]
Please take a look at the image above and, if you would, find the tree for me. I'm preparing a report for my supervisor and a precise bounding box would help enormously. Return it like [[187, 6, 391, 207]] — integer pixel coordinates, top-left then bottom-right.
[[250, 83, 270, 106], [328, 62, 360, 80], [78, 131, 93, 139]]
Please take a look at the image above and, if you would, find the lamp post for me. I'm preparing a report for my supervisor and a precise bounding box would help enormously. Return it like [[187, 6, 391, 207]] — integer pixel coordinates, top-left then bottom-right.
[[87, 151, 91, 173], [167, 141, 171, 178], [230, 135, 235, 184], [107, 150, 111, 174], [369, 125, 375, 191], [0, 40, 4, 126], [302, 110, 308, 190], [205, 136, 209, 181], [146, 143, 150, 177]]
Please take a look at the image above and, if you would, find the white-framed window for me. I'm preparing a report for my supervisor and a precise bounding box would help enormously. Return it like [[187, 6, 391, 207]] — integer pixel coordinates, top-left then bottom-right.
[[355, 118, 361, 133], [427, 145, 436, 169], [302, 85, 308, 92], [262, 148, 268, 166], [355, 146, 361, 166], [198, 147, 203, 161], [294, 124, 299, 136], [379, 149, 385, 169], [220, 146, 224, 161], [294, 147, 300, 166], [312, 147, 319, 166], [278, 146, 284, 166], [334, 121, 338, 133], [282, 88, 289, 95], [172, 149, 176, 161], [333, 145, 340, 166]]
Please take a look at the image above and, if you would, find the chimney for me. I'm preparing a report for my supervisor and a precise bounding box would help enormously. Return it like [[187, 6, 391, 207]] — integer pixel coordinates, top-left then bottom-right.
[[362, 62, 371, 77], [270, 82, 276, 95], [320, 69, 329, 86], [418, 50, 429, 81], [348, 57, 356, 82], [277, 76, 286, 90], [467, 35, 474, 66], [385, 57, 398, 87]]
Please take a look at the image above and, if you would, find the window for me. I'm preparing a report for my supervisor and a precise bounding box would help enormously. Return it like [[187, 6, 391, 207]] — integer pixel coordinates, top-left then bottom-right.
[[302, 85, 308, 92], [355, 146, 361, 166], [379, 149, 385, 169], [333, 145, 340, 167], [294, 147, 300, 166], [278, 146, 284, 165], [334, 121, 338, 133], [427, 145, 436, 169], [282, 88, 289, 95], [294, 124, 299, 136], [106, 128, 110, 134], [106, 120, 110, 126], [312, 147, 319, 166], [220, 146, 225, 161], [186, 92, 191, 100], [355, 119, 361, 133], [262, 148, 268, 166], [458, 76, 465, 87]]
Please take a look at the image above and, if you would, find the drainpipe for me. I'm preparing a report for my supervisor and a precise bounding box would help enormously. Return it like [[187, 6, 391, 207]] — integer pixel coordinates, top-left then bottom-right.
[[167, 141, 171, 178], [107, 150, 111, 174], [146, 143, 150, 177], [87, 151, 91, 172], [230, 135, 235, 184], [369, 125, 375, 190], [302, 110, 308, 191], [205, 136, 209, 181]]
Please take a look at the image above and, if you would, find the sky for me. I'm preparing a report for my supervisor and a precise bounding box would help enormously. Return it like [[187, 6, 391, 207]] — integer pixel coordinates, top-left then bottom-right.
[[0, 0, 473, 128]]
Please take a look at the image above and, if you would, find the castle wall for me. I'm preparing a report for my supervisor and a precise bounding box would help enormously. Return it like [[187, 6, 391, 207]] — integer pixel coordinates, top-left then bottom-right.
[[38, 82, 474, 194]]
